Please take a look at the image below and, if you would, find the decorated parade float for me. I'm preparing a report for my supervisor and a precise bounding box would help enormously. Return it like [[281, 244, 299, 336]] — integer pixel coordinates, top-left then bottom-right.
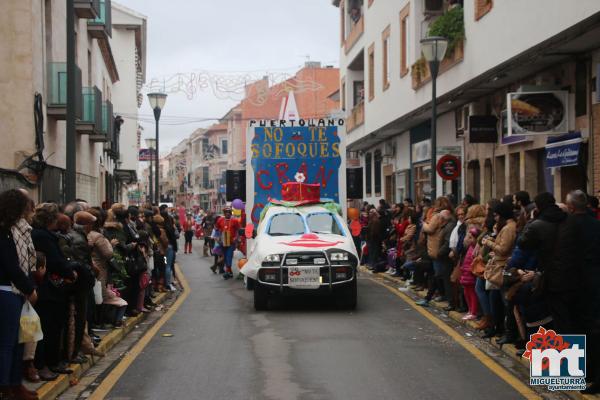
[[242, 113, 356, 310]]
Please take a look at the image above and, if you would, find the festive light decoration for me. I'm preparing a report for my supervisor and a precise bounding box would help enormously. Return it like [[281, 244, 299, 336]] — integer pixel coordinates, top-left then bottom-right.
[[144, 68, 327, 106]]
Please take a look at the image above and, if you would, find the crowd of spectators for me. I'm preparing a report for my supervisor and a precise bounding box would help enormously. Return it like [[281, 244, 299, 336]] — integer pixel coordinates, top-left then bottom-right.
[[351, 189, 600, 394], [0, 189, 180, 400]]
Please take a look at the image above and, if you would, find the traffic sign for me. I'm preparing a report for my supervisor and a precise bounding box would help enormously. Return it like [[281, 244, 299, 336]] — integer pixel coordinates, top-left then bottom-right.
[[436, 154, 461, 180]]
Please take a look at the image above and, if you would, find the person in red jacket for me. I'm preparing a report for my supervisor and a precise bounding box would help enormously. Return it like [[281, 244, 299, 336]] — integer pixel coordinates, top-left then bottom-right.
[[215, 207, 240, 280]]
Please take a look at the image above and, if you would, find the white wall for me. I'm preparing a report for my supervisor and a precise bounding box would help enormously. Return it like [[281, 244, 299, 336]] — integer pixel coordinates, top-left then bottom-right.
[[339, 0, 600, 146], [111, 25, 139, 172]]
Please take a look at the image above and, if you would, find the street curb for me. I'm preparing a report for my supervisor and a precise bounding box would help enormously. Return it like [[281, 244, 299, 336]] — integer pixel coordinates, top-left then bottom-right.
[[362, 267, 600, 400], [32, 290, 171, 400]]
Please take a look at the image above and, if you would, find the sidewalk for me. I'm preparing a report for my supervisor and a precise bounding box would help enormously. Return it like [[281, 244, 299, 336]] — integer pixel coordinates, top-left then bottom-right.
[[361, 266, 600, 400], [26, 287, 177, 400]]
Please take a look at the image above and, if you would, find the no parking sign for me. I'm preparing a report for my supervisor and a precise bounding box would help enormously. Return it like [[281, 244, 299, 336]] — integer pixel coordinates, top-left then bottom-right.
[[436, 155, 461, 180]]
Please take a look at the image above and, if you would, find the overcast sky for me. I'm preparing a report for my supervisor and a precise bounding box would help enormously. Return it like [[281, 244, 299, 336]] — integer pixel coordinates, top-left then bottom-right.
[[115, 0, 340, 154]]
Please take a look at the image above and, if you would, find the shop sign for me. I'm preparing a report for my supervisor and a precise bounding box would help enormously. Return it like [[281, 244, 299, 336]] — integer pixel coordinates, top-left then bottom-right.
[[412, 139, 431, 162], [507, 91, 569, 136], [138, 148, 156, 161], [436, 155, 461, 180], [469, 116, 498, 143], [545, 132, 582, 168]]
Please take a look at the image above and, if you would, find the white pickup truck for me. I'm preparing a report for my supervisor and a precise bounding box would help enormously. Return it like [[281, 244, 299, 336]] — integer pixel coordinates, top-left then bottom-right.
[[244, 202, 358, 310]]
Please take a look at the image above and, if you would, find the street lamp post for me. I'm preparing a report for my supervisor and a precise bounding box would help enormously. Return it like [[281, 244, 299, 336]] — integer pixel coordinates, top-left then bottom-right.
[[147, 92, 167, 205], [420, 36, 448, 201], [145, 138, 156, 204]]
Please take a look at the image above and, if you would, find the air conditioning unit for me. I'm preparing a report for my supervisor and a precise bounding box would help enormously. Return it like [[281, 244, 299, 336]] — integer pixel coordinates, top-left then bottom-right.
[[383, 141, 395, 158], [424, 0, 444, 15]]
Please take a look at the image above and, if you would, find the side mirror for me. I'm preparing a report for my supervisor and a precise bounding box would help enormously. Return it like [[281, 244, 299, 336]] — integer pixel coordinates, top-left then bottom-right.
[[245, 224, 255, 239]]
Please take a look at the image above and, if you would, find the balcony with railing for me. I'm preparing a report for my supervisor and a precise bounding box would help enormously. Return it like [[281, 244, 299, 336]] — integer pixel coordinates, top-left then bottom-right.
[[344, 16, 364, 54], [88, 0, 112, 39], [46, 62, 82, 119], [346, 101, 364, 133], [411, 39, 464, 90], [74, 0, 100, 19], [411, 5, 465, 90], [77, 86, 102, 134], [90, 100, 111, 143]]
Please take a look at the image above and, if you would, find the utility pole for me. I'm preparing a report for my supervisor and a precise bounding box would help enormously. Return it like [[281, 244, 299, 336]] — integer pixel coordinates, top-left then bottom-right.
[[66, 0, 77, 201]]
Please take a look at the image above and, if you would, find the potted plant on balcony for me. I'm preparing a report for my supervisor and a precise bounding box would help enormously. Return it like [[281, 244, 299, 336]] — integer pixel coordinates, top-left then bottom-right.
[[427, 5, 465, 60], [411, 57, 429, 88]]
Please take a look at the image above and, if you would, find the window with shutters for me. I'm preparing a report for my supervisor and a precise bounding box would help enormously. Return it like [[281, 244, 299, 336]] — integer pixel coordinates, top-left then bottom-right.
[[368, 43, 375, 101], [400, 4, 410, 77], [382, 26, 391, 90], [365, 152, 372, 196]]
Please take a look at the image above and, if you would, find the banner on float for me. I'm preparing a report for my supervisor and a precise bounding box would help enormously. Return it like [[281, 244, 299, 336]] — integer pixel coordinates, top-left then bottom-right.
[[246, 119, 344, 224]]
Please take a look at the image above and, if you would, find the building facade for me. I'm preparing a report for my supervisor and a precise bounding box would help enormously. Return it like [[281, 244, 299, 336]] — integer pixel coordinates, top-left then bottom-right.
[[334, 0, 600, 205], [0, 0, 146, 205]]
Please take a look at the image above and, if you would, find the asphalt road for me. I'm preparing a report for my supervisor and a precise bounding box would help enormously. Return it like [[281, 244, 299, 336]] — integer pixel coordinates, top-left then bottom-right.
[[106, 241, 526, 400]]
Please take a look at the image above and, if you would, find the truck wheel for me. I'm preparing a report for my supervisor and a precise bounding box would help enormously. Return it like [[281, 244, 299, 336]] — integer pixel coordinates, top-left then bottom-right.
[[337, 278, 357, 310], [245, 277, 255, 291], [254, 282, 268, 311]]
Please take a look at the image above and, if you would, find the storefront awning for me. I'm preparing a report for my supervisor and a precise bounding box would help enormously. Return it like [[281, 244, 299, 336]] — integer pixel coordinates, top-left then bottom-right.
[[544, 132, 582, 168]]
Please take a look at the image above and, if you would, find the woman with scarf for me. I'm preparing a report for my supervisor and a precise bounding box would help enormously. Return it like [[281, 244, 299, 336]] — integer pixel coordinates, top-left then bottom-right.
[[0, 189, 39, 400]]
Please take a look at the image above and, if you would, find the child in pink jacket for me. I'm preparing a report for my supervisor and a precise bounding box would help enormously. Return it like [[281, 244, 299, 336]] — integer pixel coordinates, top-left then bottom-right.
[[460, 227, 481, 320]]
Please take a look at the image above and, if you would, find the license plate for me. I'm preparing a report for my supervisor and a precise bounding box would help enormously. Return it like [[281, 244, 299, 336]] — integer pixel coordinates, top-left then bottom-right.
[[288, 266, 321, 289]]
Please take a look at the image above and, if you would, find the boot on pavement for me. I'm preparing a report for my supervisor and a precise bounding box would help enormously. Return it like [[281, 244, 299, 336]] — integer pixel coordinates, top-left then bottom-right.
[[10, 384, 39, 400], [38, 367, 58, 381], [23, 360, 40, 383], [475, 315, 492, 331]]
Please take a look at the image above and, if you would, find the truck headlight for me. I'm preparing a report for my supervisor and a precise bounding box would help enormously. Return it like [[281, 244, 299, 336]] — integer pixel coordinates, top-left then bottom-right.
[[264, 254, 281, 263], [260, 268, 279, 282], [330, 252, 349, 261]]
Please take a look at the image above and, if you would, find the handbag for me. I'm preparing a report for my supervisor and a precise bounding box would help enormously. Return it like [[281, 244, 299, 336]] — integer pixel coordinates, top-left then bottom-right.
[[484, 258, 504, 288], [470, 256, 486, 278], [19, 301, 43, 343], [93, 279, 103, 305], [502, 268, 521, 288]]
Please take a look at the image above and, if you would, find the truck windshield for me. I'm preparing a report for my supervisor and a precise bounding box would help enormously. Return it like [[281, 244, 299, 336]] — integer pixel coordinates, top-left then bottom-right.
[[307, 213, 343, 236], [268, 214, 305, 236]]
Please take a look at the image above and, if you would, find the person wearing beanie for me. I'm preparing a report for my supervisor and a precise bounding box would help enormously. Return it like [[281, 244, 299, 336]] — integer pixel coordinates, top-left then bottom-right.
[[74, 211, 96, 226]]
